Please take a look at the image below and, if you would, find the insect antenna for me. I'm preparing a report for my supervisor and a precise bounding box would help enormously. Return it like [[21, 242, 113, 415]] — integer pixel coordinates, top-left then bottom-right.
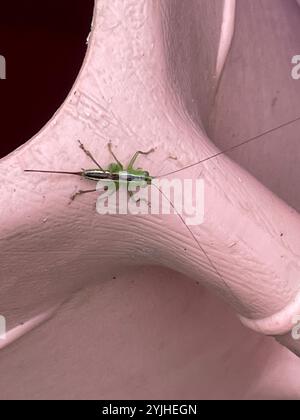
[[24, 170, 83, 176], [156, 114, 300, 178], [150, 114, 300, 300], [151, 182, 236, 299]]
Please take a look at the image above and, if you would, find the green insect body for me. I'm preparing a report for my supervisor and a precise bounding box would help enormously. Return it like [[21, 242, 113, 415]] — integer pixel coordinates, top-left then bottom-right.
[[25, 141, 154, 201]]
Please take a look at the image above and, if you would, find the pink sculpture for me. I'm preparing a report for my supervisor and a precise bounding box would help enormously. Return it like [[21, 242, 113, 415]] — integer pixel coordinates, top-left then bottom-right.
[[0, 0, 300, 399]]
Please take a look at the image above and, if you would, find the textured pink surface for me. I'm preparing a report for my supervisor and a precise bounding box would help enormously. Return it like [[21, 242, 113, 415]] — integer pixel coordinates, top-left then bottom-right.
[[0, 0, 300, 399]]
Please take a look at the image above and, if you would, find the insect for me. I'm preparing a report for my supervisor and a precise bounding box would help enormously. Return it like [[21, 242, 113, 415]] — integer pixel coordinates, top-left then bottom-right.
[[25, 141, 155, 202], [25, 114, 300, 195], [24, 114, 300, 299]]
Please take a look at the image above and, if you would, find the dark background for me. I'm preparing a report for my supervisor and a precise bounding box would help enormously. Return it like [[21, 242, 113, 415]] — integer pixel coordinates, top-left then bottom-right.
[[0, 0, 94, 158]]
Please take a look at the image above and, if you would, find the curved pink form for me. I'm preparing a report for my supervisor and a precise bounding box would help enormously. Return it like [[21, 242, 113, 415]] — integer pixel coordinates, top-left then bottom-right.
[[0, 0, 300, 399]]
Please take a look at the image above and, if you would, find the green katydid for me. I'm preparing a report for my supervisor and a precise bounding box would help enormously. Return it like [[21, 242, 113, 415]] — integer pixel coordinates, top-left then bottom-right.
[[24, 114, 300, 298]]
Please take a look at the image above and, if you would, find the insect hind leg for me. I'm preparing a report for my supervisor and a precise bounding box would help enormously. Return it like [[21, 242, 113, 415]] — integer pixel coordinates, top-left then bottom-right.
[[69, 184, 114, 204], [69, 188, 98, 203]]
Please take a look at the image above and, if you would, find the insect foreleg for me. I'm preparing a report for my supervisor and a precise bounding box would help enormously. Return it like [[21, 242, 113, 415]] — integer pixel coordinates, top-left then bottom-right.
[[107, 142, 123, 168], [77, 140, 104, 171]]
